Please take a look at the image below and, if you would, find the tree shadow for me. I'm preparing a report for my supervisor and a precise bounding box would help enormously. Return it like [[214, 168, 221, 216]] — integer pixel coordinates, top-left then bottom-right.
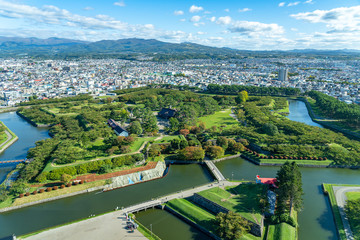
[[317, 185, 338, 240]]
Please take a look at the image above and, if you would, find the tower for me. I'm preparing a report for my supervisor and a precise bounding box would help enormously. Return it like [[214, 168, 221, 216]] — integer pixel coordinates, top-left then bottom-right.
[[278, 69, 288, 81]]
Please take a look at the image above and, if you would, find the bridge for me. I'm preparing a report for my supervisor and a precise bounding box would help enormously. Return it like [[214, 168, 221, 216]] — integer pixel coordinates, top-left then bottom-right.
[[203, 160, 226, 181], [0, 159, 26, 166]]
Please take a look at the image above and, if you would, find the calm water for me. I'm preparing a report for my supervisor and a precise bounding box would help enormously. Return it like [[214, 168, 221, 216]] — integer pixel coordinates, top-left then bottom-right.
[[135, 209, 209, 240], [0, 112, 50, 183], [0, 164, 212, 238], [287, 99, 323, 128]]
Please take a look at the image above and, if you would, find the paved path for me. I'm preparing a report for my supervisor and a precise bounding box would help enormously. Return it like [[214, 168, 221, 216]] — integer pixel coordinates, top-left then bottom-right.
[[333, 186, 360, 240], [25, 211, 146, 240], [0, 130, 18, 155], [204, 160, 226, 181], [24, 181, 237, 240]]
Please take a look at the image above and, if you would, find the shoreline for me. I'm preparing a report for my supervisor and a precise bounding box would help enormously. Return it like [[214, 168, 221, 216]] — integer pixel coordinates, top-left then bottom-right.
[[0, 120, 18, 155], [16, 111, 52, 128]]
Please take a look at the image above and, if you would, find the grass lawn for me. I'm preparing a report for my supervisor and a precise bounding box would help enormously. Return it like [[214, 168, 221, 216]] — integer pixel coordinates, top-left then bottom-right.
[[197, 109, 238, 129], [259, 158, 333, 166], [323, 184, 347, 240], [267, 223, 296, 240], [198, 184, 265, 223], [130, 137, 157, 153], [154, 135, 184, 144], [166, 198, 216, 231], [10, 180, 106, 208], [346, 191, 360, 201]]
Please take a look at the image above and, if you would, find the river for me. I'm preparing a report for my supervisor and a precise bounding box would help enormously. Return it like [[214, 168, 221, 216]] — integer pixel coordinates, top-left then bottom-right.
[[0, 112, 50, 184], [0, 100, 358, 239]]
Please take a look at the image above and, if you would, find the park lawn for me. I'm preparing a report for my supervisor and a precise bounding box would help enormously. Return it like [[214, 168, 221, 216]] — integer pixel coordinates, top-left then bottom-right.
[[259, 158, 333, 166], [154, 135, 184, 144], [166, 198, 216, 231], [345, 192, 360, 201], [323, 184, 347, 240], [198, 184, 265, 223], [130, 137, 157, 153], [267, 223, 296, 240], [10, 180, 106, 208], [197, 109, 238, 129]]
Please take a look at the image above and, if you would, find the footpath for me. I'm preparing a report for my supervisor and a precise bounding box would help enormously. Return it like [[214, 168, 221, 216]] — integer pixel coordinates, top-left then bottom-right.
[[0, 130, 18, 154]]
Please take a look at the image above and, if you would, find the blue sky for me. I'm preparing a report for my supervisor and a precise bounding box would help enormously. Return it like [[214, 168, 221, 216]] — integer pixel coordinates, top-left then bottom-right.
[[0, 0, 360, 50]]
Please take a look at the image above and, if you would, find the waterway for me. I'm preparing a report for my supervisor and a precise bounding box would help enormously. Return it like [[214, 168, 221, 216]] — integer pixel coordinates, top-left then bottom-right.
[[0, 112, 50, 183], [0, 164, 212, 238], [287, 99, 323, 128]]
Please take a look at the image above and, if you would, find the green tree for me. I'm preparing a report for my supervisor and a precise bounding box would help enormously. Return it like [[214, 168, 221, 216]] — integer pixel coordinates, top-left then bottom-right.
[[214, 211, 250, 240], [236, 90, 249, 104], [276, 161, 304, 215], [169, 117, 180, 132], [206, 146, 224, 159], [179, 146, 205, 161], [216, 136, 229, 151], [61, 173, 73, 183], [10, 181, 29, 195], [0, 186, 8, 202], [227, 139, 244, 154], [262, 123, 279, 136], [128, 121, 143, 135]]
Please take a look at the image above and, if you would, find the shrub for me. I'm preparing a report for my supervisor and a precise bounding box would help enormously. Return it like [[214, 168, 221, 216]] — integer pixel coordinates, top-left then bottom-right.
[[60, 184, 65, 189], [73, 181, 79, 185], [19, 193, 24, 198], [25, 192, 30, 196], [39, 189, 45, 193], [80, 180, 84, 184], [46, 187, 52, 192], [66, 183, 72, 187], [32, 190, 37, 195], [53, 186, 58, 190]]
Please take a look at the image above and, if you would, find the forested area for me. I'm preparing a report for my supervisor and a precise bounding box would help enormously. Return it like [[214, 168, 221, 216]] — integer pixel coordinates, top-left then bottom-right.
[[17, 94, 92, 106], [308, 90, 360, 126], [206, 84, 301, 96], [225, 96, 360, 165]]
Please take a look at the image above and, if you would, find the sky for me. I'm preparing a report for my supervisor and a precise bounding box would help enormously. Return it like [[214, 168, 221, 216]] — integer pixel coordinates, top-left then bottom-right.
[[0, 0, 360, 50]]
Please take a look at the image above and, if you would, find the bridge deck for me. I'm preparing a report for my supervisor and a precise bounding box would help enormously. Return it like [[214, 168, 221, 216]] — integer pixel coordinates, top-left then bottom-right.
[[204, 160, 226, 181]]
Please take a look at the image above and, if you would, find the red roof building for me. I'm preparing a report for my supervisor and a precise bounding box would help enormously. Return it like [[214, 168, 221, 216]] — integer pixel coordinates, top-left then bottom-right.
[[256, 175, 277, 188]]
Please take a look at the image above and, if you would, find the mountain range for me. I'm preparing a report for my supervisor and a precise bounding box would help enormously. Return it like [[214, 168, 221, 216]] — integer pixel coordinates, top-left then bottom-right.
[[0, 36, 358, 59]]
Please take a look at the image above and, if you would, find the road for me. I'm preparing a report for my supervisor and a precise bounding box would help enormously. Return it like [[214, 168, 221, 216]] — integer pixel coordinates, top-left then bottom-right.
[[333, 186, 360, 240]]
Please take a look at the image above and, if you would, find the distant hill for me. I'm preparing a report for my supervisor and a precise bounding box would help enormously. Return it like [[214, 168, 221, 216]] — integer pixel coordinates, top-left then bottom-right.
[[0, 36, 359, 59]]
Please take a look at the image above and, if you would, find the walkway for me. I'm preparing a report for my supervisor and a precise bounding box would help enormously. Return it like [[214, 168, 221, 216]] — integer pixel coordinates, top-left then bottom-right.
[[333, 186, 360, 240], [0, 130, 18, 155], [24, 181, 237, 240], [204, 160, 226, 181]]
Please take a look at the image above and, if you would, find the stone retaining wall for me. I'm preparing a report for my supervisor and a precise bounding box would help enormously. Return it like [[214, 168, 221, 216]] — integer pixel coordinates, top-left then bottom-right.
[[16, 111, 51, 128], [192, 193, 263, 237]]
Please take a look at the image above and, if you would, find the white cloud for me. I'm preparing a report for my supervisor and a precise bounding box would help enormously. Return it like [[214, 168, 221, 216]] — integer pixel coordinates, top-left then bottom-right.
[[210, 16, 216, 22], [279, 2, 286, 7], [238, 8, 251, 13], [288, 2, 300, 7], [114, 1, 126, 7], [190, 15, 201, 22], [291, 6, 360, 33], [197, 31, 206, 35], [229, 21, 285, 37], [189, 5, 203, 13], [193, 22, 205, 27], [304, 0, 314, 4], [84, 7, 93, 11], [291, 27, 298, 31], [179, 18, 186, 22], [217, 16, 232, 25], [224, 9, 230, 12], [174, 10, 184, 16]]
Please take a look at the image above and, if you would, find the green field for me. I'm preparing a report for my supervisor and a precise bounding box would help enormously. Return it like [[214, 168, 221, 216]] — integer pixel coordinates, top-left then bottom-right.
[[154, 135, 185, 144], [198, 184, 265, 223], [197, 109, 238, 129], [130, 137, 157, 152], [266, 223, 296, 240], [346, 192, 360, 201]]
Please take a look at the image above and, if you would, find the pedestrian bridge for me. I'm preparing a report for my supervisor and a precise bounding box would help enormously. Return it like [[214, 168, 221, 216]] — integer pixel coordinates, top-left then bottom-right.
[[203, 160, 226, 181], [0, 159, 26, 166]]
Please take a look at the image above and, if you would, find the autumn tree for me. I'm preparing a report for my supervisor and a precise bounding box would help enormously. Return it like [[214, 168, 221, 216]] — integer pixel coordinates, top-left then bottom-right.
[[206, 146, 224, 159], [236, 90, 249, 104], [179, 146, 205, 161]]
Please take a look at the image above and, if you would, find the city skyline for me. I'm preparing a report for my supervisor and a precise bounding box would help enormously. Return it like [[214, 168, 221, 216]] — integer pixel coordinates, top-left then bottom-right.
[[0, 0, 360, 50]]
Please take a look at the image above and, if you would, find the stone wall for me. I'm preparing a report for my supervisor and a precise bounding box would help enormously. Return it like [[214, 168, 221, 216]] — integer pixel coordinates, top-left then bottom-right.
[[192, 193, 263, 237], [104, 161, 166, 190]]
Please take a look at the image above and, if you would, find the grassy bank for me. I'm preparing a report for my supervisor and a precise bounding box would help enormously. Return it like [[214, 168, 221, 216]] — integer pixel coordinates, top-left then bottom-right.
[[198, 184, 264, 223], [323, 184, 346, 240], [267, 223, 296, 240], [0, 180, 106, 209]]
